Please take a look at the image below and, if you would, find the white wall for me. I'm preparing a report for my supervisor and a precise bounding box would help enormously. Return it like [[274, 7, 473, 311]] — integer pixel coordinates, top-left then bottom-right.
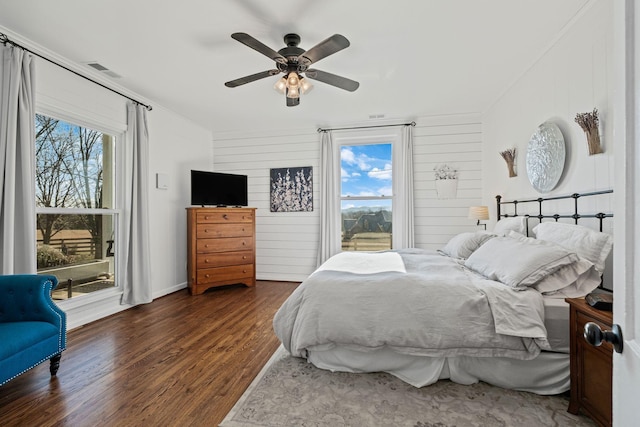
[[413, 114, 483, 250], [482, 0, 614, 220], [32, 47, 212, 329], [482, 0, 614, 288], [213, 113, 483, 282]]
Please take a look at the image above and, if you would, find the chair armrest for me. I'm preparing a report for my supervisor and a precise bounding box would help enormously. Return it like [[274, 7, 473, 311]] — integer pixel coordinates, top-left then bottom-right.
[[0, 275, 66, 336]]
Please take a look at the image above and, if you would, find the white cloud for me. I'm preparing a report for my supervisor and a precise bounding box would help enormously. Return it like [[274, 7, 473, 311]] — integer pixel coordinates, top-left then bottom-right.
[[368, 163, 392, 180], [341, 147, 355, 164], [377, 186, 393, 196], [356, 157, 371, 171]]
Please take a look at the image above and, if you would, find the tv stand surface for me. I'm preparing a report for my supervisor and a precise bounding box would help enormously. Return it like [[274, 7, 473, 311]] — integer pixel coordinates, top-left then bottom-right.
[[186, 207, 256, 295]]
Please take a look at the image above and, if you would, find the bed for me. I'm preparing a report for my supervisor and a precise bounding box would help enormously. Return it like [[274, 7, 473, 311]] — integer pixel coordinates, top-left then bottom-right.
[[273, 191, 614, 395]]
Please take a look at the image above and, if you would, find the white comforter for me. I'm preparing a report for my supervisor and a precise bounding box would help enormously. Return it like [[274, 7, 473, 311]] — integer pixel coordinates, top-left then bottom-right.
[[274, 249, 550, 360]]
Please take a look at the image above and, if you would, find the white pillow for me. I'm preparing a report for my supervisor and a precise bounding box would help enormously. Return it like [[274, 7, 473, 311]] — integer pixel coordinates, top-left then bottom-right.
[[439, 231, 496, 259], [493, 217, 527, 236], [465, 235, 579, 289], [533, 222, 613, 273], [533, 257, 601, 297]]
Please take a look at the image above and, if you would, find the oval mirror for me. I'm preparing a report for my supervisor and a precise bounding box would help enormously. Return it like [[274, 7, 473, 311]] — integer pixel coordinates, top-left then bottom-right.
[[526, 122, 565, 193]]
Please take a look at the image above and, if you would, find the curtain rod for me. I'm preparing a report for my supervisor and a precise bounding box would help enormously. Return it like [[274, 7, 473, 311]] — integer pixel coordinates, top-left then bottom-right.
[[1, 32, 152, 111], [317, 121, 416, 133]]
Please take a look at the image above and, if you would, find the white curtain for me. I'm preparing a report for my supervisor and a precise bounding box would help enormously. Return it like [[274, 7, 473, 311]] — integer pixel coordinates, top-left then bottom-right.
[[316, 130, 340, 266], [0, 44, 36, 274], [393, 124, 415, 248], [120, 102, 152, 305]]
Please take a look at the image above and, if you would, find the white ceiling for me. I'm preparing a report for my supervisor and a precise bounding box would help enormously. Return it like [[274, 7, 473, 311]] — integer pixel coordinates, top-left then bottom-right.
[[0, 0, 590, 133]]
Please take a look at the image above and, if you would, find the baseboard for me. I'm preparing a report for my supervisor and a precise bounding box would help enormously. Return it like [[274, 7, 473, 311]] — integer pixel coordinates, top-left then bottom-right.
[[66, 281, 188, 330]]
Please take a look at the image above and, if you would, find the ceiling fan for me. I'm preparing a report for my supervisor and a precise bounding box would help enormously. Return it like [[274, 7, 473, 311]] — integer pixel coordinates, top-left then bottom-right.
[[224, 33, 359, 106]]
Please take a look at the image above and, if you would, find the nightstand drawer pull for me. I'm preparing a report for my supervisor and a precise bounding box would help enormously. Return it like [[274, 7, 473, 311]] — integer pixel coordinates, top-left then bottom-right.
[[584, 322, 623, 353]]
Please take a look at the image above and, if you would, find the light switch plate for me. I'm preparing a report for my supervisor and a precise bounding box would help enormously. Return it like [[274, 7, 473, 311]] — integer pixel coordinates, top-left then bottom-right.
[[156, 173, 169, 190]]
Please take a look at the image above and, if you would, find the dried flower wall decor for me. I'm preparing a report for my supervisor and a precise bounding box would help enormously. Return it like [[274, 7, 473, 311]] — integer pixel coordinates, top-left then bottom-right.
[[433, 164, 457, 180], [575, 108, 603, 155], [433, 164, 458, 199], [270, 166, 313, 212], [500, 148, 517, 177]]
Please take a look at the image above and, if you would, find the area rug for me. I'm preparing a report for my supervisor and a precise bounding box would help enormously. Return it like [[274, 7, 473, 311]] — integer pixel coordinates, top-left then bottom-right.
[[220, 346, 595, 427]]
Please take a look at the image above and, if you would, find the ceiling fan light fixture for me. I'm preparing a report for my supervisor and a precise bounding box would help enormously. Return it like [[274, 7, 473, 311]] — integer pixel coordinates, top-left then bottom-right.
[[274, 77, 287, 94], [286, 72, 300, 88], [225, 32, 359, 107], [286, 86, 299, 99], [299, 77, 313, 94]]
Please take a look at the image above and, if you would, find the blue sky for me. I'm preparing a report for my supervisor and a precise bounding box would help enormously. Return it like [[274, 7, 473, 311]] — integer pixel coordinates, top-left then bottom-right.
[[340, 143, 392, 210]]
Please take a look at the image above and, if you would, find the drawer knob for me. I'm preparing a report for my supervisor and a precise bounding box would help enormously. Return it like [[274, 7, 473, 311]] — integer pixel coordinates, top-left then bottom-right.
[[205, 259, 210, 263], [584, 322, 624, 353], [242, 241, 246, 245], [223, 214, 228, 219], [205, 274, 210, 278]]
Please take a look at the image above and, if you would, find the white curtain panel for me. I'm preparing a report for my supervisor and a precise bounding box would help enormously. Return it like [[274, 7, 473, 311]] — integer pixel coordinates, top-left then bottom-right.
[[393, 124, 415, 249], [316, 130, 341, 267], [0, 45, 37, 274], [120, 102, 152, 305]]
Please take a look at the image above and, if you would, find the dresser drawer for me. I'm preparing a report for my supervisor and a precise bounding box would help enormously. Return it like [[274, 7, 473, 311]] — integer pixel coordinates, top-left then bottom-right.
[[196, 223, 253, 239], [197, 236, 254, 253], [197, 264, 255, 284], [196, 210, 253, 224], [196, 251, 254, 269]]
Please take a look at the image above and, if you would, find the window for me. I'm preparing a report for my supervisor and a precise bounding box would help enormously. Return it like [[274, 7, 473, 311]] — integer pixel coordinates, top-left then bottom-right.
[[35, 114, 118, 300], [340, 142, 393, 251]]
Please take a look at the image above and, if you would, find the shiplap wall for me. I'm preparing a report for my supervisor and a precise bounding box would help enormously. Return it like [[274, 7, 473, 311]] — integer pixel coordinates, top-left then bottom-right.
[[413, 114, 483, 251], [213, 113, 483, 282]]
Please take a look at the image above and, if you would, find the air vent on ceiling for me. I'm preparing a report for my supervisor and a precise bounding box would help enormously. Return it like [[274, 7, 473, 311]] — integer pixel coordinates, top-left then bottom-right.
[[85, 62, 122, 78]]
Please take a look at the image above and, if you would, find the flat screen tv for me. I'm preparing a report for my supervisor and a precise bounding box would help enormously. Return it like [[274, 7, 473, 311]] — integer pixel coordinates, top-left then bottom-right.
[[191, 170, 248, 207]]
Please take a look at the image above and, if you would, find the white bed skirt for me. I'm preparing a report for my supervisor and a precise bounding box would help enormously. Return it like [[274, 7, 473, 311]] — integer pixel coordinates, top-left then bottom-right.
[[307, 347, 569, 395]]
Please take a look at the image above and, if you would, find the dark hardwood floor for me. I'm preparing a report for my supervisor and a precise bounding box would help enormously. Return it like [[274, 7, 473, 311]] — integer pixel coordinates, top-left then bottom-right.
[[0, 281, 299, 427]]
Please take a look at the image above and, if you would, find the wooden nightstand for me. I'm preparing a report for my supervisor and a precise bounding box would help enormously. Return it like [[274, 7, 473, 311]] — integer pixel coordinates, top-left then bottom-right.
[[566, 297, 613, 427]]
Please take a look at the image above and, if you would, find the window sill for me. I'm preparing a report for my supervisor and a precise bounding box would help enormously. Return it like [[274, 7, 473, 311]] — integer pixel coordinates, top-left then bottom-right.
[[55, 286, 122, 311]]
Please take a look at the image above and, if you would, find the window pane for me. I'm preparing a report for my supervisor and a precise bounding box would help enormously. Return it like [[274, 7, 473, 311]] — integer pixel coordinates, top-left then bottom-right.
[[37, 213, 116, 300], [341, 199, 392, 251], [35, 114, 115, 209], [341, 143, 392, 198]]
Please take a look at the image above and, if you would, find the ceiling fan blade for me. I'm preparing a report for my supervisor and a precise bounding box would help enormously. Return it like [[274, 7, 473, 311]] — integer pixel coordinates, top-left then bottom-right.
[[298, 34, 350, 67], [225, 69, 280, 88], [305, 69, 359, 92], [231, 33, 288, 65]]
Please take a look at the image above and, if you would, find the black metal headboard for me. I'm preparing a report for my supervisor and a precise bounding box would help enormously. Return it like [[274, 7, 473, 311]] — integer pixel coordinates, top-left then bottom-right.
[[496, 189, 613, 234]]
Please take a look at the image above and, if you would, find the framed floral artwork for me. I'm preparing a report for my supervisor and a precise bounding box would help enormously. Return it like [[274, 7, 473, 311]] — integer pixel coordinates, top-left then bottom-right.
[[270, 166, 313, 212]]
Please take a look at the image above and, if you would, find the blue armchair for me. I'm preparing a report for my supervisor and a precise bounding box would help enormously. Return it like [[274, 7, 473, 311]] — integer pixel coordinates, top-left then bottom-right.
[[0, 274, 67, 386]]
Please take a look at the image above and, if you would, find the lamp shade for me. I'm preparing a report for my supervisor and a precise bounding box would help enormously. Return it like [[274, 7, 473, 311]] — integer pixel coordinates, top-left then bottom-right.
[[468, 206, 489, 221]]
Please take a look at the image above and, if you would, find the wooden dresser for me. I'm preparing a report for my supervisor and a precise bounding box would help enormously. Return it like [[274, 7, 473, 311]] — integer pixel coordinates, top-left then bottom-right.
[[566, 297, 613, 427], [186, 207, 256, 295]]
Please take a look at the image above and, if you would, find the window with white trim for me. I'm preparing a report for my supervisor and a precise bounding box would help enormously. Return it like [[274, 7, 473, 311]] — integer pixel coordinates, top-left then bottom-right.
[[35, 113, 119, 300], [340, 142, 393, 251]]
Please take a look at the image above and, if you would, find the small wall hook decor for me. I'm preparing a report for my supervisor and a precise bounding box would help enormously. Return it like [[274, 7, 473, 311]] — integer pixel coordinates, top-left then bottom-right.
[[575, 108, 603, 155], [500, 148, 517, 177]]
